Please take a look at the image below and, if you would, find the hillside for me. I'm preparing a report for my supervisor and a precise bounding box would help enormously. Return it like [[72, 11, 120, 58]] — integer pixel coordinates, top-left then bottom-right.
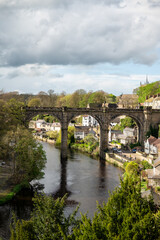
[[136, 81, 160, 103]]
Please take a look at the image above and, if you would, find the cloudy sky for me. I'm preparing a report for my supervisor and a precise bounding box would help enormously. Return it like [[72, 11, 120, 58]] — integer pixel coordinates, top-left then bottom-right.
[[0, 0, 160, 95]]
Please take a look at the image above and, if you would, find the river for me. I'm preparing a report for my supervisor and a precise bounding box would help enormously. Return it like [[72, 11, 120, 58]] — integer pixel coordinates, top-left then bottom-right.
[[0, 142, 123, 240]]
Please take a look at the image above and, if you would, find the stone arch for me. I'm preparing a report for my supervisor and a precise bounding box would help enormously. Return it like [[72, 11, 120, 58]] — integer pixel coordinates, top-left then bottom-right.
[[66, 112, 104, 128], [67, 111, 107, 159], [25, 108, 63, 126], [108, 112, 144, 145]]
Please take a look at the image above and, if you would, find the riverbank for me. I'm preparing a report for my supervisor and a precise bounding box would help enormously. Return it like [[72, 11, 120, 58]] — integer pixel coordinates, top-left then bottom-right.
[[0, 163, 31, 205]]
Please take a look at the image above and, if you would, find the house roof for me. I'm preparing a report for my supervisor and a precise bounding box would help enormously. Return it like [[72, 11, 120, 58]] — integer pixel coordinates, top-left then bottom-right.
[[75, 126, 90, 133], [154, 156, 160, 168], [152, 139, 160, 146], [147, 136, 157, 144], [36, 119, 46, 123], [52, 122, 61, 126], [123, 127, 134, 132]]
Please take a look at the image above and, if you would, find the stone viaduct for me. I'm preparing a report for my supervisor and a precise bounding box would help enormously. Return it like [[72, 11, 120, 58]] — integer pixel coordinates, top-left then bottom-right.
[[25, 106, 160, 160]]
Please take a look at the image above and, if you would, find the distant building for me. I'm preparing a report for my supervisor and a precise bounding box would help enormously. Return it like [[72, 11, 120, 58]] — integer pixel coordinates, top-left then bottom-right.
[[143, 96, 160, 109], [74, 126, 90, 140], [118, 94, 139, 108], [29, 120, 36, 129], [51, 122, 61, 132], [35, 119, 46, 129], [109, 127, 136, 145], [82, 115, 98, 127], [144, 136, 160, 155]]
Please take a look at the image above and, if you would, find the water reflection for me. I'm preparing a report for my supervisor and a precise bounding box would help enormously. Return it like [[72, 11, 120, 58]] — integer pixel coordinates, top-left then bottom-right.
[[98, 160, 106, 190], [53, 159, 70, 198], [0, 143, 123, 239]]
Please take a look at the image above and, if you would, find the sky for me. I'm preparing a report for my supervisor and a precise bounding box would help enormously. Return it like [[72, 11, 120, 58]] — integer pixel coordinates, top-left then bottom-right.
[[0, 0, 160, 96]]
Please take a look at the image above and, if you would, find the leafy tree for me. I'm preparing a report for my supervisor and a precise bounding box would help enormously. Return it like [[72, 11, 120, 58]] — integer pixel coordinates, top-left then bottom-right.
[[11, 176, 160, 239], [2, 127, 46, 184], [46, 131, 59, 140], [11, 194, 79, 240], [28, 98, 41, 107], [125, 161, 139, 180]]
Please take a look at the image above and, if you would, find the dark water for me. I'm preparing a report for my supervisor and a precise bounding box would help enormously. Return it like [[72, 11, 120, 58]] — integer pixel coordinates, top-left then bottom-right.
[[0, 142, 123, 239]]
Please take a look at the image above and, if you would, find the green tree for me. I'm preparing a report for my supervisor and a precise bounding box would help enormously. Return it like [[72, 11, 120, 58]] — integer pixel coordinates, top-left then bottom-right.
[[11, 176, 160, 239], [28, 98, 41, 107], [46, 131, 59, 140], [11, 194, 78, 240], [2, 127, 46, 184]]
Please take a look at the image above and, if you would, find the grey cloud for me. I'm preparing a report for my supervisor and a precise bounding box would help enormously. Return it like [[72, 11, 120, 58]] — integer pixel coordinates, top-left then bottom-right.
[[0, 0, 160, 67]]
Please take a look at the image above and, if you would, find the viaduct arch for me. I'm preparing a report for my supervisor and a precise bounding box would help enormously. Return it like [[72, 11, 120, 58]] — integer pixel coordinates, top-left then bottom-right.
[[25, 106, 160, 160]]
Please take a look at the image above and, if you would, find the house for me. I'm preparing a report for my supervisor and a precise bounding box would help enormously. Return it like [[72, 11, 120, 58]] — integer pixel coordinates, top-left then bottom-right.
[[82, 115, 98, 127], [144, 96, 160, 109], [51, 122, 61, 132], [147, 156, 160, 187], [36, 119, 46, 129], [144, 136, 160, 155], [109, 127, 136, 145], [118, 94, 139, 108], [29, 120, 36, 129], [74, 126, 90, 140]]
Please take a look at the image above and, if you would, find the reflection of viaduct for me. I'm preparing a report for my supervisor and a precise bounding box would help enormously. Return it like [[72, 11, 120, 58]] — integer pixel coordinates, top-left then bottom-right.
[[25, 106, 160, 160]]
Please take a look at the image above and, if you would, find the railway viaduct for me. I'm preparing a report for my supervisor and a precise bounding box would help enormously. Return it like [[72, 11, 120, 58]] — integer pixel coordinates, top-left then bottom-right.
[[25, 106, 160, 160]]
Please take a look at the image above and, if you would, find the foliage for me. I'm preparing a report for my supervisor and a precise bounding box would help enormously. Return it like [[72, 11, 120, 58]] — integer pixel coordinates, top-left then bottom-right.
[[28, 98, 41, 107], [146, 125, 159, 138], [0, 182, 30, 205], [55, 126, 75, 147], [71, 134, 99, 154], [46, 131, 59, 140], [10, 176, 160, 239], [112, 116, 136, 131], [2, 127, 46, 184], [10, 194, 79, 240], [141, 160, 153, 170], [137, 81, 160, 103], [130, 141, 141, 149], [124, 161, 139, 180]]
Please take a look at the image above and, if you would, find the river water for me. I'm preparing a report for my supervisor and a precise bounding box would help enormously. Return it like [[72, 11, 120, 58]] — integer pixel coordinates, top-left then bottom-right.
[[0, 142, 123, 240]]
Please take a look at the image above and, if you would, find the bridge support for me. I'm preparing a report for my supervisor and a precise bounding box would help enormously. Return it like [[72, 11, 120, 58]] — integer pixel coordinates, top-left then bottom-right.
[[61, 127, 68, 160], [100, 125, 109, 160]]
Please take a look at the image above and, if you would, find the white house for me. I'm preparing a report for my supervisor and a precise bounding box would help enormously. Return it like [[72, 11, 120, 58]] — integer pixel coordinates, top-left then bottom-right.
[[82, 115, 98, 127], [35, 120, 46, 129], [144, 136, 160, 155], [51, 122, 61, 132]]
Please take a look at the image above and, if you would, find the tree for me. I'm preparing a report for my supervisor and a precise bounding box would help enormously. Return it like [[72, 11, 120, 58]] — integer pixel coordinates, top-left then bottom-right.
[[2, 127, 46, 184], [28, 98, 41, 107], [10, 176, 160, 239], [11, 194, 78, 240]]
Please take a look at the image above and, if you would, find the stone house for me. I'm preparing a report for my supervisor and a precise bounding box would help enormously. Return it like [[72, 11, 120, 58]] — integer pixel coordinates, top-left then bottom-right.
[[109, 127, 136, 145], [118, 94, 139, 108], [147, 156, 160, 187], [144, 136, 160, 155], [29, 120, 36, 129], [74, 126, 90, 140]]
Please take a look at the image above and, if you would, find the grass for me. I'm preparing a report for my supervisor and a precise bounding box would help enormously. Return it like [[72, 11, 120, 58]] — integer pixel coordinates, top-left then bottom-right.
[[0, 181, 30, 205]]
